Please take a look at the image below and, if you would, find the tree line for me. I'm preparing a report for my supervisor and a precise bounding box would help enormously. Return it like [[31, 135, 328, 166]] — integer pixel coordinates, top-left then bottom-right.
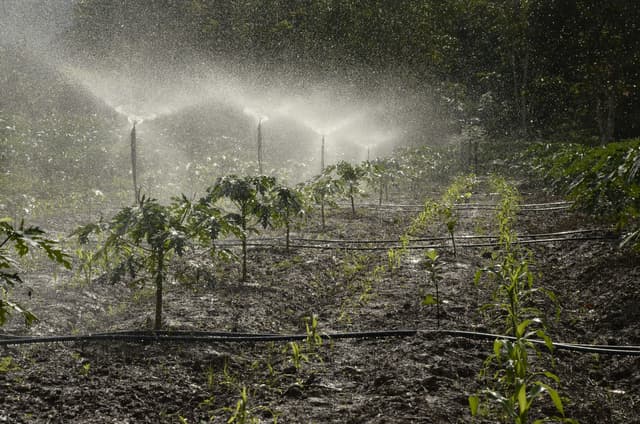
[[64, 0, 640, 144]]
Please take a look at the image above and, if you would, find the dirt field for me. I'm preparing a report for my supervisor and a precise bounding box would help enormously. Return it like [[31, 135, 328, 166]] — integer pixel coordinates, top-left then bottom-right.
[[1, 179, 639, 423]]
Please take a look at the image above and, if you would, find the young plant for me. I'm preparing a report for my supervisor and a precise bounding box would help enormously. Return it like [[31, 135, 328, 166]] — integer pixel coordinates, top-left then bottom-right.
[[336, 160, 366, 217], [206, 175, 276, 281], [469, 321, 575, 424], [224, 386, 278, 424], [74, 195, 225, 330], [270, 185, 305, 253], [471, 176, 573, 423], [363, 158, 399, 205], [304, 314, 323, 352], [287, 341, 309, 370], [224, 386, 257, 424], [422, 248, 443, 328], [441, 206, 459, 257], [304, 168, 344, 231], [0, 217, 71, 326]]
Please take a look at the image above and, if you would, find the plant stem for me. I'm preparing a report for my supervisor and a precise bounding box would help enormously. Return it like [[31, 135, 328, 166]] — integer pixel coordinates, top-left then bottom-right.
[[154, 249, 164, 330]]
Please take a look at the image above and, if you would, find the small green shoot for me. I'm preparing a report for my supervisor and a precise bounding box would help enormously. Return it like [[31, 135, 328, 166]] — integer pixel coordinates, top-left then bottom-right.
[[423, 248, 443, 328]]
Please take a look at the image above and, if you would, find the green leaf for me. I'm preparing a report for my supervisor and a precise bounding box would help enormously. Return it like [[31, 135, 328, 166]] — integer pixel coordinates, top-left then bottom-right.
[[422, 294, 437, 306], [468, 395, 480, 416], [493, 339, 504, 357], [536, 329, 554, 352], [518, 383, 528, 415], [425, 248, 439, 262], [539, 383, 565, 416], [543, 370, 560, 383], [516, 319, 532, 338]]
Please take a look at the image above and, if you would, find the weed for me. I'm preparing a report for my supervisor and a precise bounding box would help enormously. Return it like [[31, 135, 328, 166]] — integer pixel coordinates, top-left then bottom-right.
[[0, 356, 19, 373], [286, 341, 309, 370], [206, 365, 216, 390], [304, 315, 323, 352], [81, 362, 91, 376], [223, 386, 279, 424]]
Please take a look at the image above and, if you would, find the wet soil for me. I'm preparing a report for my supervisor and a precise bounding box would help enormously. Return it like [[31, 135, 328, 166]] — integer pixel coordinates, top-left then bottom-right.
[[1, 179, 639, 423]]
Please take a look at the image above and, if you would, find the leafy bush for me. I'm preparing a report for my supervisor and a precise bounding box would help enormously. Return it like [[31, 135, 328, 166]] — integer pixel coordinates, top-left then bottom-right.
[[74, 195, 227, 329], [206, 175, 277, 281], [526, 139, 640, 248], [0, 218, 70, 326]]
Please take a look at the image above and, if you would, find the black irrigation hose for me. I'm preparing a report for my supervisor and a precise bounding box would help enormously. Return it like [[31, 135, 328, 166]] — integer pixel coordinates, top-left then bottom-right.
[[424, 330, 640, 356], [357, 201, 573, 210], [0, 330, 418, 346], [215, 234, 617, 252], [2, 329, 640, 356], [287, 229, 609, 245], [214, 229, 615, 250]]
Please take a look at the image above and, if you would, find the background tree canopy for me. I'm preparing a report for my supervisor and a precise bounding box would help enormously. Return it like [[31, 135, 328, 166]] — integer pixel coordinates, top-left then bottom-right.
[[61, 0, 640, 144]]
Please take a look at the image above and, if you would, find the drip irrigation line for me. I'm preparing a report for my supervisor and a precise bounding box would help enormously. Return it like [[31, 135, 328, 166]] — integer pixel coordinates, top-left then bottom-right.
[[214, 229, 614, 250], [2, 329, 639, 356], [215, 234, 617, 252], [426, 330, 640, 356], [0, 330, 418, 346], [289, 229, 609, 245], [358, 201, 573, 210]]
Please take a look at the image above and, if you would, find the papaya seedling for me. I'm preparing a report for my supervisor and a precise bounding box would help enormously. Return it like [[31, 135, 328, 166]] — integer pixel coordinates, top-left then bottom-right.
[[74, 195, 226, 330], [363, 158, 400, 205], [336, 160, 366, 217], [304, 168, 344, 231], [270, 185, 305, 253], [206, 175, 276, 281]]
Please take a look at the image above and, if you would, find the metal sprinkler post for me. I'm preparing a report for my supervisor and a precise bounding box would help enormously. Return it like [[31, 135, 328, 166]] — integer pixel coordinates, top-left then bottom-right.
[[130, 121, 140, 204], [257, 119, 264, 174], [321, 134, 325, 172]]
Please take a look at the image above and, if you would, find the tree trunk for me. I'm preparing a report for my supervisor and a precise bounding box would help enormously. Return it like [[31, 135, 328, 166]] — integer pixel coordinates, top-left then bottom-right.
[[510, 0, 530, 138], [597, 90, 617, 144], [154, 250, 164, 331], [511, 49, 529, 138], [285, 218, 290, 253], [350, 185, 356, 217], [238, 207, 248, 281], [130, 122, 140, 204], [320, 195, 326, 231]]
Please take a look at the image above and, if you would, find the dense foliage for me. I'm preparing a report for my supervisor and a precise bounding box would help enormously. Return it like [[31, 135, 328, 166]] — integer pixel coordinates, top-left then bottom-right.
[[524, 138, 640, 248]]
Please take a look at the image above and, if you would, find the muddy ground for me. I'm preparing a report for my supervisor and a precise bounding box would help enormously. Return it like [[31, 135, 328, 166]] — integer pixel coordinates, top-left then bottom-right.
[[1, 178, 639, 423]]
